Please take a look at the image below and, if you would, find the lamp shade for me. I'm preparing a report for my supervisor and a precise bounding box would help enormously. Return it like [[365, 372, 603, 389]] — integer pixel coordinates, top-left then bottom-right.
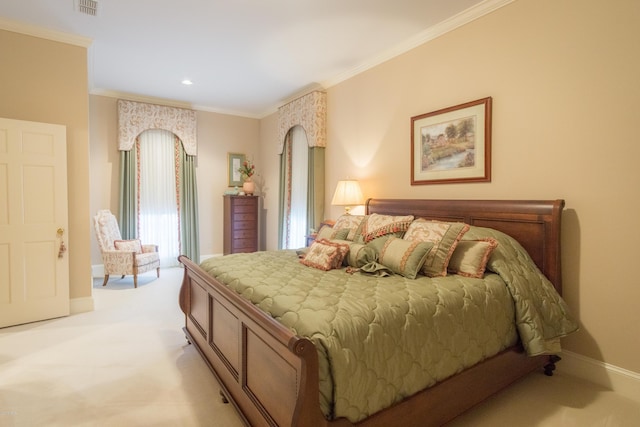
[[331, 180, 364, 209]]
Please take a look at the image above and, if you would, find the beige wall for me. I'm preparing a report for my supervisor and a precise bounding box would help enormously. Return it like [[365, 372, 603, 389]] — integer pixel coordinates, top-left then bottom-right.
[[88, 95, 261, 263], [259, 0, 640, 374], [0, 29, 92, 302]]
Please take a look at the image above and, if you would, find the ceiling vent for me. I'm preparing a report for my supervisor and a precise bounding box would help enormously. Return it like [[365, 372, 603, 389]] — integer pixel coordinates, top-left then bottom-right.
[[78, 0, 98, 16]]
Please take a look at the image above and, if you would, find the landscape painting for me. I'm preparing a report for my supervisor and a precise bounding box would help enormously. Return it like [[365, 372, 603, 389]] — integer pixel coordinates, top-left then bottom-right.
[[411, 97, 492, 185]]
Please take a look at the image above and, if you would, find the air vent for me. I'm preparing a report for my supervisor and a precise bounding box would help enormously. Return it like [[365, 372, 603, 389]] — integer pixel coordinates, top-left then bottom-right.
[[78, 0, 98, 16]]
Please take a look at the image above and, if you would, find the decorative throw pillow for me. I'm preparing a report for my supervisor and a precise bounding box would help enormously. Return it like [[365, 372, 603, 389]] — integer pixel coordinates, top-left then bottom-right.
[[448, 238, 498, 278], [345, 242, 378, 268], [377, 236, 434, 279], [315, 225, 349, 241], [358, 213, 414, 243], [365, 234, 392, 254], [114, 239, 142, 253], [300, 239, 349, 271], [315, 225, 334, 240], [331, 214, 365, 241], [403, 219, 470, 277]]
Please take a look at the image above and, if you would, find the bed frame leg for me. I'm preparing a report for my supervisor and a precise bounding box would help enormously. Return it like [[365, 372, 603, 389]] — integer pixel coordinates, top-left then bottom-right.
[[544, 355, 561, 376], [219, 390, 229, 404]]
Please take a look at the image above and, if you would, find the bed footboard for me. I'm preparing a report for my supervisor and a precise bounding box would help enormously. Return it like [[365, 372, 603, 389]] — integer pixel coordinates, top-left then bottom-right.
[[178, 255, 329, 427]]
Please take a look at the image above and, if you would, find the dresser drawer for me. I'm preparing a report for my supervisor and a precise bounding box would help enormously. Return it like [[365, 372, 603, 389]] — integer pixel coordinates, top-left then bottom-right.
[[232, 229, 256, 239], [232, 200, 257, 213], [232, 213, 255, 222], [233, 220, 256, 231], [232, 239, 257, 252], [232, 197, 256, 206]]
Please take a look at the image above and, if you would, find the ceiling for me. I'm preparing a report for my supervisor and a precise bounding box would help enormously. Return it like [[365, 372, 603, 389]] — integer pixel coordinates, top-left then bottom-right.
[[0, 0, 502, 118]]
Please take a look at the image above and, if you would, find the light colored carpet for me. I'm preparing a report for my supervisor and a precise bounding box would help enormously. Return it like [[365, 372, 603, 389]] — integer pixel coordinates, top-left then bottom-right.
[[0, 268, 243, 427], [1, 267, 639, 426]]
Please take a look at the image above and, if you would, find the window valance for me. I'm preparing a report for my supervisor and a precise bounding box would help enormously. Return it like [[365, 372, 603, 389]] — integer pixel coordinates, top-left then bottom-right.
[[277, 91, 326, 153], [117, 99, 197, 156]]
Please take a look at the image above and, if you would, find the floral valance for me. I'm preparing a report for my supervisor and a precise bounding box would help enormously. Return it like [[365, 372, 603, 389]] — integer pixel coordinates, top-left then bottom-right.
[[117, 99, 197, 155], [277, 91, 326, 153]]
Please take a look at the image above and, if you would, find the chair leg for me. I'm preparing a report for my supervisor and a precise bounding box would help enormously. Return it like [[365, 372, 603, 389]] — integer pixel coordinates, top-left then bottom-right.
[[134, 274, 138, 288], [157, 267, 160, 278], [102, 274, 109, 286], [121, 275, 125, 279]]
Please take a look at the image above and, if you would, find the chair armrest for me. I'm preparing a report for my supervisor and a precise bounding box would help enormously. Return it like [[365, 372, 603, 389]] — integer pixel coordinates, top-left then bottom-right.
[[141, 244, 158, 253]]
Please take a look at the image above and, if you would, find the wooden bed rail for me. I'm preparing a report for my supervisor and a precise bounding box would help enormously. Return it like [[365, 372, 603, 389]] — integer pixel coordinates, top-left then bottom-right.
[[179, 255, 328, 426]]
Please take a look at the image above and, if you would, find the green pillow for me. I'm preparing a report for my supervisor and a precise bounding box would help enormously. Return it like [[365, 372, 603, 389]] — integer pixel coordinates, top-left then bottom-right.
[[377, 236, 434, 279], [316, 225, 350, 241], [403, 219, 469, 277], [345, 242, 377, 268], [447, 238, 498, 278]]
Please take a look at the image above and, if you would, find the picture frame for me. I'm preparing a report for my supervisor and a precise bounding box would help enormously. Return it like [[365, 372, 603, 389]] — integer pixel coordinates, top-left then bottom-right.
[[411, 97, 492, 185], [227, 152, 245, 187]]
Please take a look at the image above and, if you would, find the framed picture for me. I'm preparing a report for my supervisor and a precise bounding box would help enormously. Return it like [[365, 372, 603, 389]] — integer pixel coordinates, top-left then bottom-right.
[[227, 152, 245, 187], [411, 97, 492, 185]]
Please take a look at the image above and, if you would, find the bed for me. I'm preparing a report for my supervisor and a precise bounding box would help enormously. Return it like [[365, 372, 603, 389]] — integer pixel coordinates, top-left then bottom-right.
[[178, 198, 577, 427]]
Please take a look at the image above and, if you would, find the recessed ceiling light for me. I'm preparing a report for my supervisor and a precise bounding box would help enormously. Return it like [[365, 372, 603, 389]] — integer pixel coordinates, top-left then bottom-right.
[[181, 79, 193, 85]]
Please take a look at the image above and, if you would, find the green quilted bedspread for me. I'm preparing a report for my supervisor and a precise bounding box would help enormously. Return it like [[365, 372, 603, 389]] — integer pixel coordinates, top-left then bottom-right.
[[199, 226, 577, 422]]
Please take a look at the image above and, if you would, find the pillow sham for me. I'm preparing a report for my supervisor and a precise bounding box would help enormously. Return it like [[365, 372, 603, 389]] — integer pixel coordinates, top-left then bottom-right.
[[403, 219, 469, 277], [448, 238, 498, 278], [357, 213, 414, 243], [331, 214, 365, 241], [300, 239, 349, 271], [114, 239, 142, 253], [315, 225, 350, 241], [377, 236, 434, 279]]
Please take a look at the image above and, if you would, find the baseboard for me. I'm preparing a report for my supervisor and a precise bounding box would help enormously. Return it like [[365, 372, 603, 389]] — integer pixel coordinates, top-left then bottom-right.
[[92, 264, 104, 278], [560, 350, 640, 402], [70, 296, 94, 314]]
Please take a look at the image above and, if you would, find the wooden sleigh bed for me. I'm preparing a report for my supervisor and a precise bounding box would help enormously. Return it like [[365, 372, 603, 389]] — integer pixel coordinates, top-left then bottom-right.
[[178, 198, 568, 427]]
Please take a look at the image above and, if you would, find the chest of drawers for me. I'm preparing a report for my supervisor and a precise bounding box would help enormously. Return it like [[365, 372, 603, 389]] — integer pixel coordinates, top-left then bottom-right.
[[223, 195, 259, 254]]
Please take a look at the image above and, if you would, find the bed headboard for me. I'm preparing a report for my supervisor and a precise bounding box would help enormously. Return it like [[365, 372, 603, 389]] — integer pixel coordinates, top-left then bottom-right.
[[366, 199, 565, 294]]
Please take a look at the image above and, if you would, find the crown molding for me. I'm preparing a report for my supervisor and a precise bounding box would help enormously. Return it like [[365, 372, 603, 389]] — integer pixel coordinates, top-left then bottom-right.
[[0, 16, 92, 47], [321, 0, 514, 90]]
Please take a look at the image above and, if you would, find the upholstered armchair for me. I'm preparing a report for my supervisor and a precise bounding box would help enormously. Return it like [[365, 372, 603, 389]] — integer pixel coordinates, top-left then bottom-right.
[[93, 210, 160, 288]]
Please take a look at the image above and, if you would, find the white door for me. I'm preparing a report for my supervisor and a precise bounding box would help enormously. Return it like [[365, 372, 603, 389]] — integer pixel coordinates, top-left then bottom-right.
[[0, 118, 69, 328]]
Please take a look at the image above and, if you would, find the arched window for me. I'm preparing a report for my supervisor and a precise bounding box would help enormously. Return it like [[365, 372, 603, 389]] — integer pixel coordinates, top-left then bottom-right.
[[277, 91, 326, 249], [278, 126, 325, 249], [117, 100, 199, 263], [119, 131, 199, 265], [138, 129, 180, 266]]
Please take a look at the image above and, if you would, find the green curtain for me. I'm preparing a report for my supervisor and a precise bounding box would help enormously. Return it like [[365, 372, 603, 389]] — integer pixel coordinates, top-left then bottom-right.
[[119, 136, 200, 262], [307, 146, 325, 234], [277, 137, 290, 250], [118, 149, 137, 239], [278, 129, 325, 250], [179, 146, 200, 262]]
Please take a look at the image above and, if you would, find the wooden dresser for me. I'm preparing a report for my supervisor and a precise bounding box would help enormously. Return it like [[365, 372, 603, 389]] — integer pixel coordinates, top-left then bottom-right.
[[223, 195, 259, 254]]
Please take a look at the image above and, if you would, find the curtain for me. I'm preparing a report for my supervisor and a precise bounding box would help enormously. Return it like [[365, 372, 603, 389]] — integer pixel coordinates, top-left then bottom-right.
[[138, 129, 180, 267], [179, 145, 200, 263], [278, 133, 292, 249], [119, 129, 200, 266], [118, 149, 137, 239], [278, 126, 324, 250], [307, 146, 325, 236], [289, 126, 309, 248]]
